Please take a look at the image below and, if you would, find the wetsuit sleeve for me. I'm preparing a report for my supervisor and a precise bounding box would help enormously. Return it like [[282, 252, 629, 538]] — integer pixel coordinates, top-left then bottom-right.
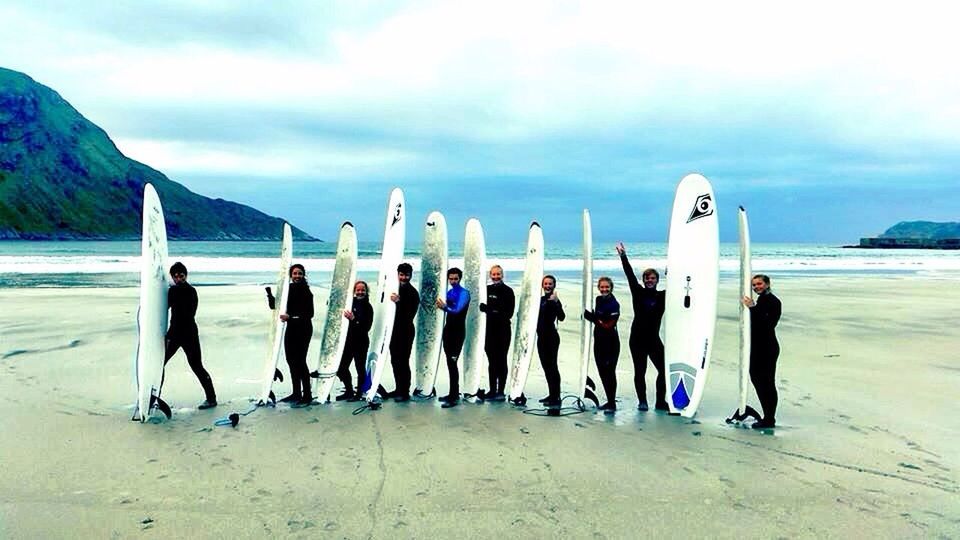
[[505, 286, 516, 318], [555, 299, 565, 322], [620, 253, 640, 295], [305, 287, 315, 319], [400, 286, 419, 323], [187, 286, 198, 319], [359, 302, 374, 334]]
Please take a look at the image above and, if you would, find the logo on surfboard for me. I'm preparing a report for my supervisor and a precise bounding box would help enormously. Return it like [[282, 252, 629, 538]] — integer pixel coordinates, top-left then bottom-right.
[[686, 194, 714, 223], [391, 203, 403, 227]]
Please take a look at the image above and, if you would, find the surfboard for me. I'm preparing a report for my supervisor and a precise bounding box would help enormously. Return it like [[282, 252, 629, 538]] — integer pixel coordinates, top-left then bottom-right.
[[664, 173, 719, 418], [507, 222, 545, 404], [461, 218, 487, 398], [414, 211, 448, 397], [313, 222, 358, 403], [362, 188, 406, 402], [134, 183, 171, 422], [258, 223, 292, 405], [577, 210, 600, 407], [726, 206, 760, 423]]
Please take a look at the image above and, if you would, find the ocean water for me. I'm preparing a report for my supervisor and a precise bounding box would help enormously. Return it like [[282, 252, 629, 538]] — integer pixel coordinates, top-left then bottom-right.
[[1, 240, 958, 288]]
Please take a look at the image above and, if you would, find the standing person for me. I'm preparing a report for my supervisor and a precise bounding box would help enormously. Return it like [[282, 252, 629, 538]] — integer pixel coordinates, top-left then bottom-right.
[[615, 242, 667, 411], [743, 274, 782, 429], [387, 262, 420, 402], [584, 276, 621, 412], [281, 263, 315, 408], [164, 262, 217, 409], [537, 275, 565, 406], [479, 264, 515, 401], [436, 267, 470, 408], [336, 281, 373, 402]]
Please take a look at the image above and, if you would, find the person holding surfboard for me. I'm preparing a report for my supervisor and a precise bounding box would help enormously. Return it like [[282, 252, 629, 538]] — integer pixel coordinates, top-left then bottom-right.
[[742, 274, 782, 429], [537, 275, 566, 406], [281, 263, 315, 408], [388, 262, 420, 402], [436, 267, 470, 408], [584, 276, 621, 412], [163, 262, 217, 410], [336, 281, 373, 402], [615, 242, 668, 412], [480, 264, 515, 401]]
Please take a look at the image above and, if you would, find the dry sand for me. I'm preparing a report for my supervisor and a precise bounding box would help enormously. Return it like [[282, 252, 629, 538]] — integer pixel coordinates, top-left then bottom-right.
[[1, 275, 958, 538]]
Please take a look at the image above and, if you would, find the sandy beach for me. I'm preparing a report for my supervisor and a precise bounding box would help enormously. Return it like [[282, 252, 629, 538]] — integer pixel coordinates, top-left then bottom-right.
[[1, 275, 958, 538]]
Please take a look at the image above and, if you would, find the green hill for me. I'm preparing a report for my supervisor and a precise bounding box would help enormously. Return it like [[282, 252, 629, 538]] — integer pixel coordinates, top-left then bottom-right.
[[0, 67, 314, 240], [880, 221, 960, 239]]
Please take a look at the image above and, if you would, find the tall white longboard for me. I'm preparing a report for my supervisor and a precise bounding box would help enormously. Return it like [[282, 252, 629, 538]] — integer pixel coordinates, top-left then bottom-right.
[[134, 183, 171, 422], [314, 222, 358, 403], [362, 188, 406, 402], [414, 212, 448, 397], [258, 223, 292, 405], [727, 207, 759, 422], [507, 222, 545, 404], [461, 218, 487, 398], [664, 173, 719, 418], [577, 210, 601, 407]]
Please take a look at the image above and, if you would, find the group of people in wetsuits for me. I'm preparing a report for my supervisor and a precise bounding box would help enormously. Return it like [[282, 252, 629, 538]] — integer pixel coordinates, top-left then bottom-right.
[[161, 245, 783, 428]]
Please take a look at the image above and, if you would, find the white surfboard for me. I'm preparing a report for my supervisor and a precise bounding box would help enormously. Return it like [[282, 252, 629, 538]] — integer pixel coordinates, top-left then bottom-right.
[[736, 207, 753, 416], [134, 183, 170, 422], [363, 188, 406, 402], [461, 218, 487, 398], [258, 223, 292, 405], [507, 222, 545, 403], [664, 173, 719, 418], [414, 211, 448, 397], [577, 209, 599, 405], [314, 222, 358, 403]]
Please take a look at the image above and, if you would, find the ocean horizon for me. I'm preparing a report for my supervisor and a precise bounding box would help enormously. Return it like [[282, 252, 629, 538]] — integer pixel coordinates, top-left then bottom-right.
[[2, 240, 959, 288]]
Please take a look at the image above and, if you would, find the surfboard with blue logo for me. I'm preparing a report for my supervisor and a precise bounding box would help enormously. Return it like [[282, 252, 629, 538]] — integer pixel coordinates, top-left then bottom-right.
[[664, 173, 719, 418]]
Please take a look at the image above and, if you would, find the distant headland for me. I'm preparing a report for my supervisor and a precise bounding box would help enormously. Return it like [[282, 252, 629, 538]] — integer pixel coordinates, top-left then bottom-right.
[[851, 221, 960, 250], [0, 67, 315, 241]]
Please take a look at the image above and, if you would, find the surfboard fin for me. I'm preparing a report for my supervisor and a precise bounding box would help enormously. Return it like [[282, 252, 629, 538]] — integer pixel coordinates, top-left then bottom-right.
[[268, 391, 277, 406], [274, 369, 284, 383], [586, 376, 597, 391], [725, 405, 761, 423], [155, 397, 172, 420], [509, 393, 527, 407], [583, 388, 600, 408]]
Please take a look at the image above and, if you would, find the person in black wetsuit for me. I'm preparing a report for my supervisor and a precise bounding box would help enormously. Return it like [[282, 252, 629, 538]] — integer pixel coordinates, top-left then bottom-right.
[[743, 274, 782, 429], [615, 242, 667, 412], [281, 263, 315, 408], [387, 262, 420, 402], [436, 267, 470, 408], [479, 264, 515, 401], [584, 276, 621, 412], [336, 280, 373, 402], [537, 275, 565, 406], [164, 262, 217, 409]]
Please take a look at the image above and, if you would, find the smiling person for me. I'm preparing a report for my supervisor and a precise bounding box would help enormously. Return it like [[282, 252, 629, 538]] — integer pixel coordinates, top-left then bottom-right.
[[336, 280, 373, 402], [479, 264, 515, 401], [280, 263, 315, 408], [387, 262, 420, 402], [616, 241, 667, 412], [584, 276, 621, 412], [163, 262, 217, 409], [536, 275, 565, 407], [436, 267, 471, 408], [742, 274, 782, 429]]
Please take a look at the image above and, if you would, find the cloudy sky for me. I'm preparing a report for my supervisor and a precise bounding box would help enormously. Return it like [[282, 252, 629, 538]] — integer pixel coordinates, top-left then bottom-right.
[[2, 1, 958, 243]]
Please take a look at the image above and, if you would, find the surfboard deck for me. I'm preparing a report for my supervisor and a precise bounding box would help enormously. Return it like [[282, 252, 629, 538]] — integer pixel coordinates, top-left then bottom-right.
[[362, 188, 406, 402], [507, 222, 545, 403], [258, 223, 292, 405], [134, 183, 170, 422], [727, 206, 757, 423], [664, 173, 719, 418], [414, 211, 447, 397], [577, 210, 601, 408], [314, 222, 358, 403], [461, 218, 487, 398]]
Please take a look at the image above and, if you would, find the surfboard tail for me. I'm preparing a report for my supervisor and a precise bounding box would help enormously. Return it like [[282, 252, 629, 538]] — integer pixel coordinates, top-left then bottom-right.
[[725, 405, 761, 423]]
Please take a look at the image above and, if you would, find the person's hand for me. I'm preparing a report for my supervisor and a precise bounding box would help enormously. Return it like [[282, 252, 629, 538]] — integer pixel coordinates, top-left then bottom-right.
[[548, 291, 558, 302], [280, 313, 290, 322], [435, 298, 446, 309], [343, 310, 354, 320], [615, 241, 626, 256], [390, 292, 399, 302], [742, 296, 755, 307]]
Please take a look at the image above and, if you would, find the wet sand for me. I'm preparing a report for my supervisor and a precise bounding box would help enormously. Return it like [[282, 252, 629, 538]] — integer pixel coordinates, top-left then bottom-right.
[[0, 275, 957, 538]]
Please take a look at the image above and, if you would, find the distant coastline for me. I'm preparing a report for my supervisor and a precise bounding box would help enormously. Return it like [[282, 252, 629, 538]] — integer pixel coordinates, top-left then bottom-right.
[[846, 220, 960, 250]]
